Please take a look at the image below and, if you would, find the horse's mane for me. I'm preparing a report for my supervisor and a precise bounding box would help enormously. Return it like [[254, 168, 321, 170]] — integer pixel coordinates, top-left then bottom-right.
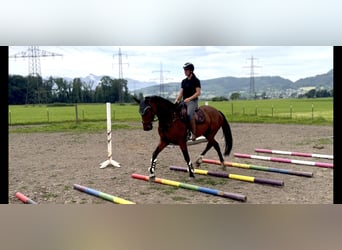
[[147, 95, 176, 111]]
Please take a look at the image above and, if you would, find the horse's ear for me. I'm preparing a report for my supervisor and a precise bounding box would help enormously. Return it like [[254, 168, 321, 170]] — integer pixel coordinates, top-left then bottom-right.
[[133, 97, 140, 104]]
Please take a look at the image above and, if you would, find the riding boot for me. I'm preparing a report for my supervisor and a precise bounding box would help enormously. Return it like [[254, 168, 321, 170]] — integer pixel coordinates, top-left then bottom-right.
[[189, 118, 197, 141], [186, 130, 191, 141]]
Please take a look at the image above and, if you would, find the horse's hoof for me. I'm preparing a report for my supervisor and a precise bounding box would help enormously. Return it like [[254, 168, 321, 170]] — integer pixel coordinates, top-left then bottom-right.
[[149, 175, 156, 182], [189, 172, 195, 178], [195, 156, 203, 168]]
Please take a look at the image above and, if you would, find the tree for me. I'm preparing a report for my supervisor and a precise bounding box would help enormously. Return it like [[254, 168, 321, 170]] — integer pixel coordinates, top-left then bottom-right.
[[42, 76, 55, 104], [316, 89, 331, 98], [26, 75, 42, 104], [230, 92, 241, 100], [53, 77, 70, 103], [99, 76, 113, 102], [138, 92, 144, 101], [94, 85, 104, 103], [212, 96, 228, 101], [72, 78, 82, 103], [8, 75, 27, 104], [305, 89, 316, 98], [82, 80, 95, 103], [112, 78, 128, 103]]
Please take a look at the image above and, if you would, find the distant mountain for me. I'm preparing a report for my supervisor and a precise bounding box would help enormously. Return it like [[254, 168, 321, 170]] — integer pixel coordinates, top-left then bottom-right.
[[69, 75, 159, 91], [200, 76, 294, 98], [126, 78, 159, 91], [133, 69, 333, 99], [44, 74, 159, 92], [293, 69, 333, 87], [43, 69, 333, 99]]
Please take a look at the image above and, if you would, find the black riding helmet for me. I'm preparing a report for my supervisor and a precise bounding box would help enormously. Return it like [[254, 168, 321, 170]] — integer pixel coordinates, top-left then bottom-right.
[[183, 62, 194, 71]]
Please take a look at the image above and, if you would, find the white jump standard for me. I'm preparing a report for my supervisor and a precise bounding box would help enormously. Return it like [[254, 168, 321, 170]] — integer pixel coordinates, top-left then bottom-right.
[[99, 102, 120, 169]]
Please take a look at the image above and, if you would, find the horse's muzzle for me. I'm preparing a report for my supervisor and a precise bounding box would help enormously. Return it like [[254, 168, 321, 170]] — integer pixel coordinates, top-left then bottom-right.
[[143, 123, 153, 131]]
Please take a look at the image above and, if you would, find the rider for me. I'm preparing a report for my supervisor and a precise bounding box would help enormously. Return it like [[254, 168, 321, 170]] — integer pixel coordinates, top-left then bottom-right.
[[175, 62, 201, 141]]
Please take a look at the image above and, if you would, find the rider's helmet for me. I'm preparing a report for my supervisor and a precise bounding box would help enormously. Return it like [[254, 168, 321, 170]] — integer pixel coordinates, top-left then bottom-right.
[[183, 62, 194, 71]]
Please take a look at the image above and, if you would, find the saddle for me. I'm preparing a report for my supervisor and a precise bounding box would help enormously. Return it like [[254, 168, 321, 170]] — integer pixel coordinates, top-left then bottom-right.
[[177, 102, 205, 124], [194, 108, 205, 124]]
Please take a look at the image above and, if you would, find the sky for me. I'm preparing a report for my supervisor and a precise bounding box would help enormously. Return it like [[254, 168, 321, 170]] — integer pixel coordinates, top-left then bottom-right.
[[8, 46, 333, 83], [2, 1, 341, 46]]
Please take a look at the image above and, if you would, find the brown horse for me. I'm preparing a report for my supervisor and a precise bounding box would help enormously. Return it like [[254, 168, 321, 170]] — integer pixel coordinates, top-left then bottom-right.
[[134, 95, 233, 179]]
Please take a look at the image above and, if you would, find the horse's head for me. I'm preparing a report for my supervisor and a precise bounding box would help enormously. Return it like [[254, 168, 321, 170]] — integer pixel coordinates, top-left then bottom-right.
[[134, 96, 155, 131]]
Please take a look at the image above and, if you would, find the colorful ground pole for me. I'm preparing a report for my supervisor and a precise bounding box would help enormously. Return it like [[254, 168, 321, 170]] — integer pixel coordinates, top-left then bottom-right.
[[73, 184, 135, 204], [15, 192, 37, 204], [255, 148, 333, 160], [131, 173, 247, 202], [169, 166, 284, 186], [202, 158, 313, 177], [234, 153, 333, 169]]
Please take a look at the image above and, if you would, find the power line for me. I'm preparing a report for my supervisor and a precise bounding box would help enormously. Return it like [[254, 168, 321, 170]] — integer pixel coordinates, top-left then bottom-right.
[[9, 46, 63, 104], [152, 61, 172, 98], [113, 47, 129, 103], [244, 55, 261, 99]]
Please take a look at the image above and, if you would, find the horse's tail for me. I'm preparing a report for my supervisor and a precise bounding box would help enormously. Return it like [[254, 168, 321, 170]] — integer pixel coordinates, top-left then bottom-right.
[[219, 111, 233, 156]]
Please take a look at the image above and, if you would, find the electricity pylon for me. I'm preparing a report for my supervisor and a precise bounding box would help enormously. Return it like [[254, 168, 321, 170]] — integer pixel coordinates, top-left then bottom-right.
[[9, 46, 63, 104], [152, 61, 172, 98], [113, 47, 129, 103], [244, 55, 261, 99]]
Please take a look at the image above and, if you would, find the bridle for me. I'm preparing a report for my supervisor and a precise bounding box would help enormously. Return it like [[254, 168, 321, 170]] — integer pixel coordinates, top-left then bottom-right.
[[140, 104, 158, 126]]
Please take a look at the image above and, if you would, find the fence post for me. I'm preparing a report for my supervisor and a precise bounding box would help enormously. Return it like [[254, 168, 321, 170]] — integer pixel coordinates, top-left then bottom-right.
[[99, 102, 120, 169], [75, 103, 79, 123]]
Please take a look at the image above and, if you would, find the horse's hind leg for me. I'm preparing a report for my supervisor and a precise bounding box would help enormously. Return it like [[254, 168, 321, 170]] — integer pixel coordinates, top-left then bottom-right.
[[212, 139, 225, 169], [195, 142, 213, 167], [195, 139, 225, 169]]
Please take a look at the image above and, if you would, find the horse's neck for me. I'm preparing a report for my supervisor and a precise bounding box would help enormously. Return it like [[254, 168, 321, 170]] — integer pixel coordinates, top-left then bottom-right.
[[155, 106, 171, 119], [154, 101, 174, 121]]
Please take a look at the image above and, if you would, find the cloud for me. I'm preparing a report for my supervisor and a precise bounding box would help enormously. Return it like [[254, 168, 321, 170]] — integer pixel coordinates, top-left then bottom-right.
[[9, 46, 333, 82]]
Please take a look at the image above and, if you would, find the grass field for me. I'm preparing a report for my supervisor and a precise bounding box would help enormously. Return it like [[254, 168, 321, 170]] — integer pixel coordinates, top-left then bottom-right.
[[206, 98, 333, 125], [8, 98, 333, 133]]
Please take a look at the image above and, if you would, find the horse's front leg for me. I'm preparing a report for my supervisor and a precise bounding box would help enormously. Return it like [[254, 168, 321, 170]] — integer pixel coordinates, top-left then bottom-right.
[[179, 142, 195, 178], [149, 140, 168, 181]]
